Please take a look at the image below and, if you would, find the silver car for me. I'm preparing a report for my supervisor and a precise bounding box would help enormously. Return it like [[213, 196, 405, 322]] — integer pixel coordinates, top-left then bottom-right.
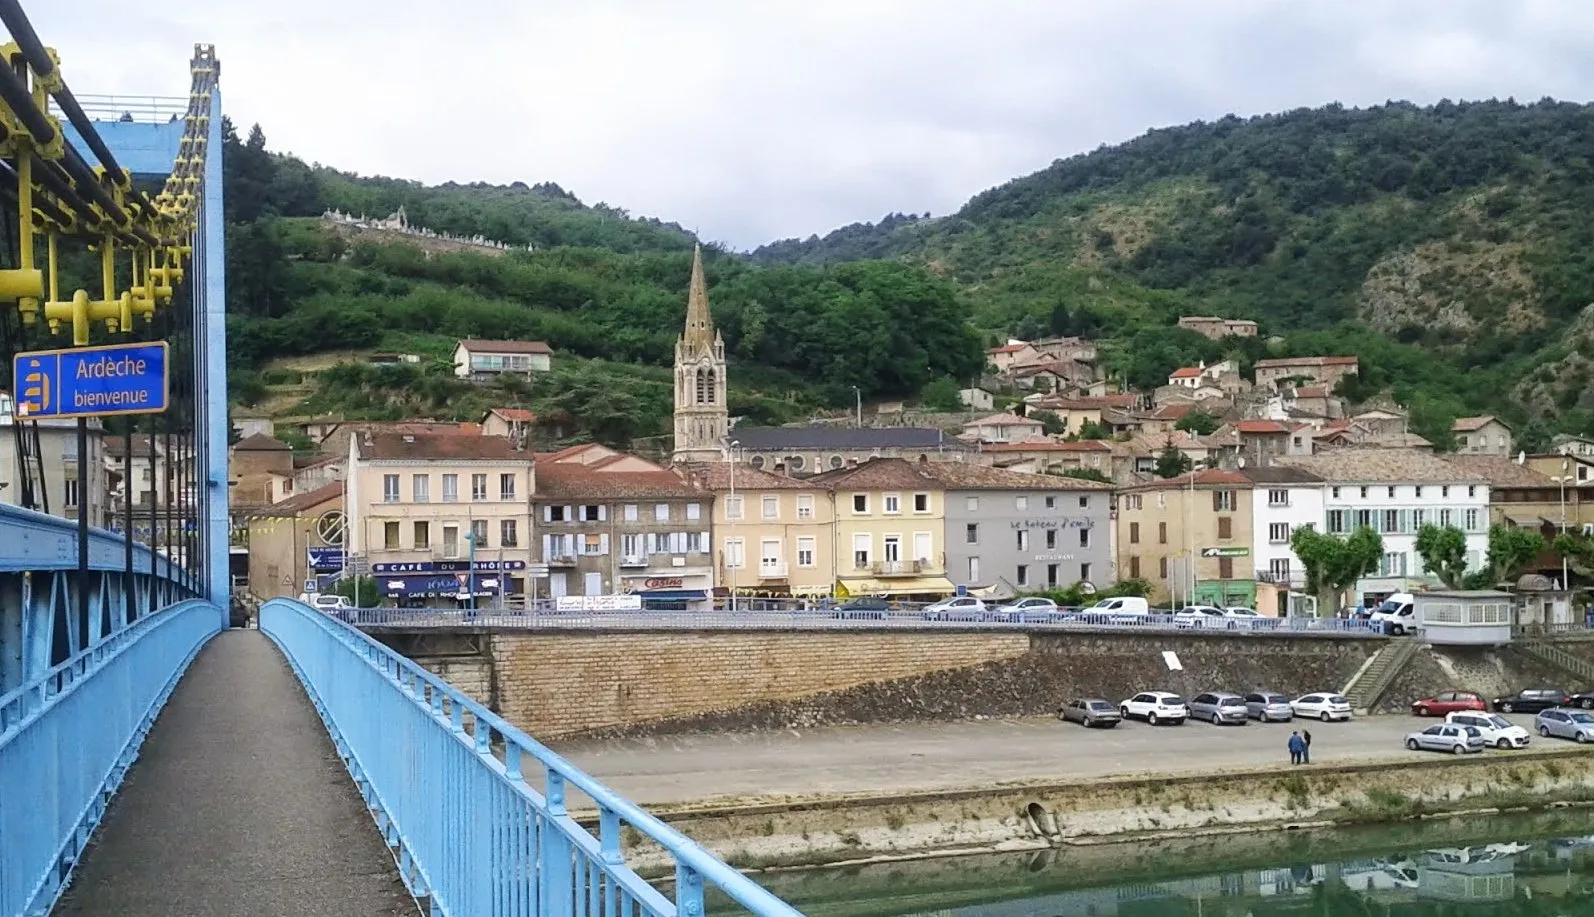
[[1058, 697, 1122, 728], [1191, 692, 1250, 725], [1405, 723, 1485, 755], [1536, 708, 1594, 743], [1244, 691, 1293, 722]]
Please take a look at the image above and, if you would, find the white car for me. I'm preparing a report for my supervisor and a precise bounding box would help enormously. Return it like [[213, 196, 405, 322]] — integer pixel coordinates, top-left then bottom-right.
[[993, 597, 1058, 622], [1445, 711, 1530, 749], [922, 596, 987, 621], [1120, 691, 1189, 725], [299, 593, 352, 614], [1172, 606, 1227, 627], [1405, 723, 1485, 755], [1292, 693, 1353, 722]]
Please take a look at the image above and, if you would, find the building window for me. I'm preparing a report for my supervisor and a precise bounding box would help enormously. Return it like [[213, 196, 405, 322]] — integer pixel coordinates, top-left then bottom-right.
[[442, 474, 458, 502], [1080, 562, 1092, 583], [1382, 552, 1407, 577], [883, 535, 901, 563], [547, 505, 568, 522], [1159, 521, 1167, 544], [1413, 509, 1427, 528], [1159, 557, 1168, 579], [413, 521, 429, 549], [1360, 486, 1369, 499], [1355, 509, 1374, 530], [1270, 558, 1291, 580], [622, 533, 642, 560], [968, 557, 980, 582], [1331, 486, 1341, 499], [64, 479, 79, 508], [1046, 563, 1059, 586], [966, 496, 979, 511], [1212, 490, 1235, 511], [1269, 522, 1289, 543], [1388, 486, 1397, 498], [1217, 516, 1232, 539], [1079, 496, 1089, 508], [1016, 495, 1028, 511], [1129, 556, 1140, 578], [1016, 564, 1028, 586], [687, 531, 706, 554], [1130, 522, 1140, 544], [1440, 508, 1453, 527], [797, 537, 816, 567], [624, 504, 638, 521], [383, 474, 400, 503], [725, 538, 745, 569], [471, 474, 488, 501], [797, 494, 814, 518], [581, 533, 603, 555], [496, 520, 515, 547], [1415, 485, 1424, 498], [1468, 485, 1477, 498], [884, 493, 901, 514], [725, 496, 744, 520], [1016, 530, 1029, 550], [1268, 489, 1287, 507], [685, 502, 701, 521], [853, 494, 869, 514], [914, 531, 932, 563], [581, 504, 603, 522], [1079, 527, 1090, 548], [500, 473, 516, 500], [655, 504, 670, 521], [1045, 496, 1056, 509], [471, 520, 489, 547], [412, 474, 429, 503], [762, 495, 779, 520], [1125, 494, 1142, 510], [1465, 508, 1481, 531], [829, 455, 844, 469], [1046, 529, 1057, 549], [442, 525, 460, 558], [383, 521, 400, 549], [914, 493, 929, 513], [1384, 509, 1399, 533], [750, 455, 765, 469], [1218, 557, 1233, 579], [966, 523, 979, 544], [852, 533, 870, 569]]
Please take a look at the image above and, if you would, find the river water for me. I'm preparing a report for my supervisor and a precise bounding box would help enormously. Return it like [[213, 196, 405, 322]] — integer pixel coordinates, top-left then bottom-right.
[[734, 809, 1594, 916]]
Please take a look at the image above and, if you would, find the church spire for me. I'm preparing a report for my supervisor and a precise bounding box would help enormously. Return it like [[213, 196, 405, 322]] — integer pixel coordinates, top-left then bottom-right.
[[683, 244, 714, 350]]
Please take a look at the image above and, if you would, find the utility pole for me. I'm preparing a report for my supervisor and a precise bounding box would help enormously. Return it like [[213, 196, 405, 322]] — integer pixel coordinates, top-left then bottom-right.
[[851, 386, 862, 428], [728, 440, 739, 613]]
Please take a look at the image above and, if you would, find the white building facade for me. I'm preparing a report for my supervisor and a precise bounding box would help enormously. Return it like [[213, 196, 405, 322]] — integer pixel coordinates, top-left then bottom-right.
[[1242, 468, 1326, 596]]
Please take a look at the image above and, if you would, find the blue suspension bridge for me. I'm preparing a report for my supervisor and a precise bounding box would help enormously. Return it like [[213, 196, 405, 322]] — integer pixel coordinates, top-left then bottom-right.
[[0, 7, 802, 916]]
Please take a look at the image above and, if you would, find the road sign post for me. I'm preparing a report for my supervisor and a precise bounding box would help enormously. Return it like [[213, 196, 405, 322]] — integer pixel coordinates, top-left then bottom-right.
[[13, 341, 169, 419]]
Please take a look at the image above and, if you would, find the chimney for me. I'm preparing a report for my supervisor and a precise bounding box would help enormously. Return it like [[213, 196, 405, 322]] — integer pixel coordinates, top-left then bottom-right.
[[774, 461, 786, 476]]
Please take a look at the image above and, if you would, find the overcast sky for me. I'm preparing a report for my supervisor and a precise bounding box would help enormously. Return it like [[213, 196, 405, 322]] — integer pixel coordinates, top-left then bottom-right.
[[35, 1, 1594, 249]]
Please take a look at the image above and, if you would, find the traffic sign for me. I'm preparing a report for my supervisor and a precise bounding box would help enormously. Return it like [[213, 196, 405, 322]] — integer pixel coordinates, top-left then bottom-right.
[[1200, 546, 1250, 558], [14, 342, 168, 418]]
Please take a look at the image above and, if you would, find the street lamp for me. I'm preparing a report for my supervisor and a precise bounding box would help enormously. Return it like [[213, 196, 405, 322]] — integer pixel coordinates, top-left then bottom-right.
[[850, 386, 862, 428], [728, 439, 739, 613], [465, 529, 477, 613]]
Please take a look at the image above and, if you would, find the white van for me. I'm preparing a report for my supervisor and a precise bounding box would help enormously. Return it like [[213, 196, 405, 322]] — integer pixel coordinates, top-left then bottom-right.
[[1084, 596, 1149, 620], [1370, 592, 1416, 635]]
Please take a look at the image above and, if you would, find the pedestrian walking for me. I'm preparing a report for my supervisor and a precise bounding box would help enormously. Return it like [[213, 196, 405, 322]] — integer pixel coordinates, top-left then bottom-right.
[[1301, 729, 1313, 764], [1287, 731, 1305, 765]]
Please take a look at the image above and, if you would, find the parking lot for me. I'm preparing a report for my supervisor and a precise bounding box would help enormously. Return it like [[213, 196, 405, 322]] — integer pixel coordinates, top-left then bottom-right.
[[558, 711, 1562, 807]]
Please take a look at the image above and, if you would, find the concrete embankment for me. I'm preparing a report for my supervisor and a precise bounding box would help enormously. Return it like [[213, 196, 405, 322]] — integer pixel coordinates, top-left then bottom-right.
[[602, 748, 1594, 873]]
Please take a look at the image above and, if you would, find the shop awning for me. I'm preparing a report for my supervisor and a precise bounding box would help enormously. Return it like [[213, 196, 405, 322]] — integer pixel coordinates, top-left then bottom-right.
[[1505, 514, 1549, 528], [639, 589, 709, 600], [837, 576, 957, 598]]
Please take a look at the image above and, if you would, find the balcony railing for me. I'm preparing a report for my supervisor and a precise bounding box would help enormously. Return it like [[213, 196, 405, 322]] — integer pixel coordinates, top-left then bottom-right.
[[1255, 569, 1305, 587], [873, 559, 923, 576], [758, 561, 788, 579], [620, 555, 648, 568], [547, 552, 577, 567]]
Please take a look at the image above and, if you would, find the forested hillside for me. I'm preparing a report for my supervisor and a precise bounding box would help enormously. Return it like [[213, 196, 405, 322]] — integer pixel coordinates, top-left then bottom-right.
[[755, 99, 1594, 447], [219, 122, 983, 446]]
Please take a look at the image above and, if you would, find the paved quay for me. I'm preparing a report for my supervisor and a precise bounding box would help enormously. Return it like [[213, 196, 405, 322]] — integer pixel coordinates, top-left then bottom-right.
[[556, 712, 1556, 807]]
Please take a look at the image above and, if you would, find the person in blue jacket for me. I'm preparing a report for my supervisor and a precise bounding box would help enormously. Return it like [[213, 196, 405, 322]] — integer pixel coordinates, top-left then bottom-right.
[[1288, 731, 1306, 765]]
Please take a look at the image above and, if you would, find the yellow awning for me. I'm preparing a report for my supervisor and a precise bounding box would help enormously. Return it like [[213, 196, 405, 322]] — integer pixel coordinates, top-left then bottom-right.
[[837, 576, 957, 598]]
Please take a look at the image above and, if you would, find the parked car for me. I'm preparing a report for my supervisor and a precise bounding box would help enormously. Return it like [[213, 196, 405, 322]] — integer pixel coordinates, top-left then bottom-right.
[[1190, 692, 1250, 725], [1445, 711, 1531, 749], [833, 597, 889, 620], [1120, 691, 1189, 725], [1412, 691, 1487, 717], [1173, 606, 1228, 627], [994, 597, 1059, 622], [1405, 723, 1486, 755], [1370, 592, 1417, 635], [1492, 688, 1570, 713], [1565, 691, 1594, 710], [1536, 708, 1594, 743], [1058, 698, 1122, 728], [300, 593, 352, 612], [921, 596, 987, 621], [1082, 596, 1150, 621], [1292, 693, 1353, 722], [1244, 691, 1294, 722]]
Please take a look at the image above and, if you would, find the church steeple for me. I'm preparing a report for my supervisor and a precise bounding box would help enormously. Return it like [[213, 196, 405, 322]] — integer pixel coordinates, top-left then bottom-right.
[[672, 244, 729, 463]]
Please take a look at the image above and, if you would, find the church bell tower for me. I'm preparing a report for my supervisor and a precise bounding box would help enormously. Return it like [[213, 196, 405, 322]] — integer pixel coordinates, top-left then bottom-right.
[[671, 245, 728, 462]]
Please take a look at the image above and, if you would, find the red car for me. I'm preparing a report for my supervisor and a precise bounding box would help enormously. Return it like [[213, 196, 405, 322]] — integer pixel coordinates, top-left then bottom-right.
[[1412, 691, 1486, 717]]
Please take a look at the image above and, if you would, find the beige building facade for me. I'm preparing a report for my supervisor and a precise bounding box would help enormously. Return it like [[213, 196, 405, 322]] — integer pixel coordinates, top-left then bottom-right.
[[679, 463, 837, 598], [809, 459, 956, 597], [243, 482, 344, 601], [1116, 470, 1256, 607]]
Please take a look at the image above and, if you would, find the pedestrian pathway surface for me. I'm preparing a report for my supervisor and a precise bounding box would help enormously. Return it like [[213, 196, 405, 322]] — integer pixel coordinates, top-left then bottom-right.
[[53, 629, 417, 917]]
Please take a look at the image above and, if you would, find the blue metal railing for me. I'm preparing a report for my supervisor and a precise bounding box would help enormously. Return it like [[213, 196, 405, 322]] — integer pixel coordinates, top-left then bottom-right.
[[259, 598, 803, 917], [0, 599, 219, 916]]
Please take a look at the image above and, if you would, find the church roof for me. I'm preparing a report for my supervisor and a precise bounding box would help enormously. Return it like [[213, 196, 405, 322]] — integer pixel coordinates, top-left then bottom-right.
[[680, 244, 717, 351], [728, 425, 965, 451]]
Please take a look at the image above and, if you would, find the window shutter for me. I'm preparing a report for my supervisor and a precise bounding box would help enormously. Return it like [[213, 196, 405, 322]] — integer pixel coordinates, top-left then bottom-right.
[[542, 534, 551, 558], [701, 531, 710, 550], [1211, 490, 1221, 512], [598, 504, 608, 522], [565, 505, 574, 522], [598, 533, 610, 554], [542, 505, 551, 522]]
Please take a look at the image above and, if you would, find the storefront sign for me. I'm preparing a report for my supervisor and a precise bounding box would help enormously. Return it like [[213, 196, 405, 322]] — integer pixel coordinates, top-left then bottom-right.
[[555, 594, 644, 612], [372, 560, 528, 574], [1010, 518, 1093, 530], [1201, 546, 1250, 558], [307, 548, 345, 571], [643, 576, 683, 589]]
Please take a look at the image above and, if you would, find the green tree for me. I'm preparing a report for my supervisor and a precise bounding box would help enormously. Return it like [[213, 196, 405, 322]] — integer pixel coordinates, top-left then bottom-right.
[[1075, 419, 1110, 440], [334, 576, 381, 608], [918, 377, 963, 412], [1291, 526, 1384, 613], [1059, 467, 1112, 484], [1414, 524, 1469, 587], [1174, 410, 1219, 436], [1484, 524, 1546, 584], [1031, 410, 1066, 436], [1154, 442, 1192, 478]]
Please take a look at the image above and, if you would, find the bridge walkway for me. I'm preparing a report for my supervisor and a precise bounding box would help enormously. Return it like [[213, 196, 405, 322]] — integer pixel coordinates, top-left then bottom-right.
[[51, 630, 417, 917]]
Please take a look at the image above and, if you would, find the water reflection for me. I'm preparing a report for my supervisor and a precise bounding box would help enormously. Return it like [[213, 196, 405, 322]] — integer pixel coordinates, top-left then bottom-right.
[[743, 813, 1594, 917]]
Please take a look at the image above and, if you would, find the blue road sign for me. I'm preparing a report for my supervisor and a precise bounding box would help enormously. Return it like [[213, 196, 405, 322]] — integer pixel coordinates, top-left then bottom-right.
[[14, 342, 169, 419]]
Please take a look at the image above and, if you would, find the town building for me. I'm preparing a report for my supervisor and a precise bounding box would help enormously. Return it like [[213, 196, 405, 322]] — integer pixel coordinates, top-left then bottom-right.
[[961, 412, 1045, 444], [1010, 360, 1092, 391], [534, 444, 712, 609], [346, 432, 536, 605], [230, 433, 294, 506], [1240, 467, 1325, 614], [1253, 356, 1359, 391], [678, 462, 834, 599], [808, 458, 956, 598], [1276, 450, 1491, 604], [1452, 416, 1513, 456], [1222, 419, 1299, 464], [1168, 366, 1204, 389], [231, 407, 274, 440], [670, 246, 730, 463], [1453, 455, 1593, 534], [310, 421, 480, 460], [480, 408, 537, 444], [0, 391, 108, 529], [452, 338, 553, 381], [924, 463, 1113, 597], [104, 432, 194, 547], [1115, 470, 1256, 608], [1177, 316, 1258, 340], [1028, 336, 1098, 364], [981, 440, 1116, 478], [725, 426, 980, 476], [241, 482, 344, 601], [958, 387, 996, 411], [1552, 434, 1594, 459], [986, 341, 1041, 372]]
